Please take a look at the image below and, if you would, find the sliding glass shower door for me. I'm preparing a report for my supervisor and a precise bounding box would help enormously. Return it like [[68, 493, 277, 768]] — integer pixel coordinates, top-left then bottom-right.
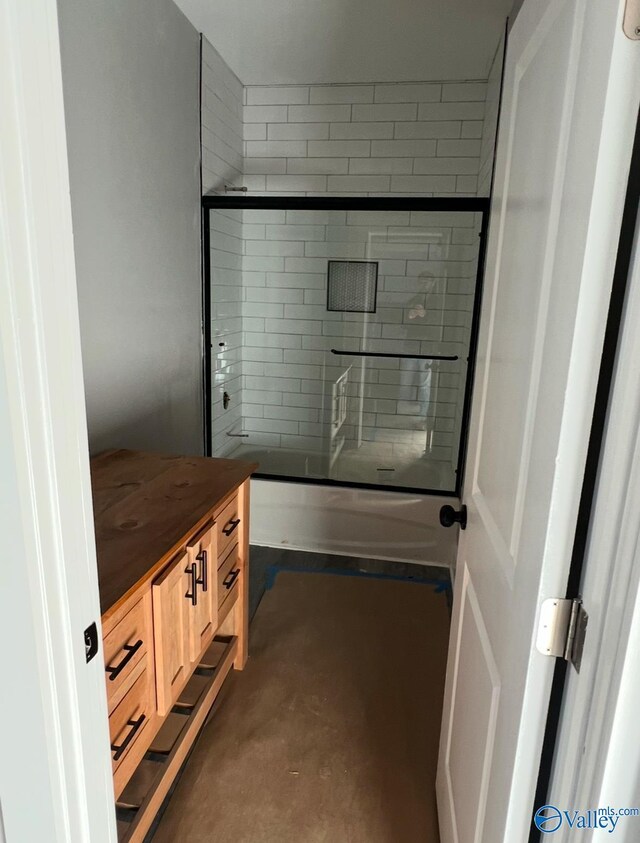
[[206, 199, 487, 495]]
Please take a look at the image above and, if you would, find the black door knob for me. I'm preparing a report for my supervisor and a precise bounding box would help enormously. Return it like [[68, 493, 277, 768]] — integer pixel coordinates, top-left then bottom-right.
[[439, 504, 467, 530]]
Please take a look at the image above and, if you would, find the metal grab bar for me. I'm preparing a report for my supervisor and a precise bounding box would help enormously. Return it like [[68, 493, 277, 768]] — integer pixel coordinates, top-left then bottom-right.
[[330, 349, 458, 361]]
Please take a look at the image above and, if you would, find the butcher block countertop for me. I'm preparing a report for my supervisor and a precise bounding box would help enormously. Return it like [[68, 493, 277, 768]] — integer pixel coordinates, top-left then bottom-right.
[[91, 449, 257, 619]]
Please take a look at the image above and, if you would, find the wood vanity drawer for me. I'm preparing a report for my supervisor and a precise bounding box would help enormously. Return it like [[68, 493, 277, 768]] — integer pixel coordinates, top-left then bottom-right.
[[103, 594, 150, 711], [218, 543, 241, 608], [216, 493, 241, 562], [109, 664, 152, 773]]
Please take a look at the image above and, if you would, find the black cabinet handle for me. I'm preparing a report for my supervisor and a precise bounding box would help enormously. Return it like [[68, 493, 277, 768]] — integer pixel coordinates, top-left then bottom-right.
[[105, 639, 143, 681], [222, 518, 240, 537], [111, 714, 145, 761], [223, 568, 240, 590], [439, 504, 467, 530], [185, 562, 198, 605], [195, 549, 208, 592]]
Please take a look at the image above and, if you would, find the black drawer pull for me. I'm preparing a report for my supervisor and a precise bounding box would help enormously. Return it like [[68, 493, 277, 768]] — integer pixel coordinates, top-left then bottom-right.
[[222, 517, 240, 537], [195, 549, 208, 592], [185, 562, 198, 606], [223, 568, 240, 590], [105, 639, 143, 681], [111, 714, 146, 761]]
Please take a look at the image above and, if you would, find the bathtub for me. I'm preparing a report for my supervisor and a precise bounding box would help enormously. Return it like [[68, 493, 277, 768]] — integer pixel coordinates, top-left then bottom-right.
[[233, 443, 459, 569]]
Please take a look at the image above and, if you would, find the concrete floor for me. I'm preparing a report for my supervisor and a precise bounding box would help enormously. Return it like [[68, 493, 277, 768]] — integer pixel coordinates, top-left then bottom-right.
[[152, 568, 449, 842]]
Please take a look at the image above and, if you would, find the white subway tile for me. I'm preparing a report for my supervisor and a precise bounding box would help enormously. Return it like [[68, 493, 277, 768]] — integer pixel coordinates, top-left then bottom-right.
[[288, 104, 352, 122], [244, 157, 287, 175], [245, 287, 304, 304], [374, 83, 441, 103], [246, 140, 307, 157], [287, 158, 349, 175], [304, 240, 366, 258], [242, 389, 284, 405], [285, 210, 346, 225], [265, 318, 323, 335], [243, 123, 267, 141], [244, 418, 299, 435], [266, 175, 328, 192], [243, 347, 283, 363], [461, 121, 483, 139], [245, 375, 301, 392], [394, 121, 462, 139], [456, 175, 479, 193], [352, 103, 417, 122], [283, 304, 327, 320], [268, 123, 329, 140], [442, 82, 487, 102], [267, 270, 327, 287], [418, 102, 484, 121], [265, 224, 326, 240], [246, 86, 310, 105], [371, 139, 438, 158], [390, 175, 457, 193], [244, 104, 288, 123], [245, 240, 304, 257], [244, 301, 285, 318], [325, 224, 383, 242], [243, 255, 285, 272], [326, 175, 391, 192], [330, 122, 394, 140], [241, 175, 266, 191], [346, 211, 411, 226], [413, 157, 479, 175], [308, 140, 371, 157], [310, 85, 374, 104], [244, 332, 303, 349], [242, 209, 286, 224], [437, 139, 482, 156], [264, 405, 320, 422], [242, 223, 266, 239]]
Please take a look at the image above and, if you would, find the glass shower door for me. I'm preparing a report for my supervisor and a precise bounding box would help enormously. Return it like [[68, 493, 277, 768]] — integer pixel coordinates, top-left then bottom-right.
[[208, 202, 484, 494]]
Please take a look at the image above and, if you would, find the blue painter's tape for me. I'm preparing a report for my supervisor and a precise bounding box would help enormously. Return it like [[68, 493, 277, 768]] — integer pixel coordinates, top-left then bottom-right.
[[264, 563, 451, 598]]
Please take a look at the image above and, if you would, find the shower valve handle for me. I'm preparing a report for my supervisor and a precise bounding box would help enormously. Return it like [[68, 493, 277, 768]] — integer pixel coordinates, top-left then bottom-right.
[[439, 504, 467, 530]]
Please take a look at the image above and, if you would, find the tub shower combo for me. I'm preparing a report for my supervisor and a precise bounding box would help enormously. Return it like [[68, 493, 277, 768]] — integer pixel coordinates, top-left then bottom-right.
[[203, 196, 488, 562]]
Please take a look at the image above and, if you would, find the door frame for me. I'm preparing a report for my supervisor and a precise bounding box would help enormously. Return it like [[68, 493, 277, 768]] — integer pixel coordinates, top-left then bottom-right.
[[530, 109, 640, 836], [0, 0, 116, 840], [541, 112, 640, 836]]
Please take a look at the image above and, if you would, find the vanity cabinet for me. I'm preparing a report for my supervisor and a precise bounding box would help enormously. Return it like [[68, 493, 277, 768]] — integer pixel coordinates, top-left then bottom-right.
[[91, 449, 256, 842]]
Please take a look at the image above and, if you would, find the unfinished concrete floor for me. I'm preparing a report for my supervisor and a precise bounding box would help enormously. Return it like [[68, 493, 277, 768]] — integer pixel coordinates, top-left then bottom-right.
[[152, 569, 450, 843]]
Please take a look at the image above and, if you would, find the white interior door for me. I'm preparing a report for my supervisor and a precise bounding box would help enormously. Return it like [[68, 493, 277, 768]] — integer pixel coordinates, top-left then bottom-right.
[[436, 1, 640, 841]]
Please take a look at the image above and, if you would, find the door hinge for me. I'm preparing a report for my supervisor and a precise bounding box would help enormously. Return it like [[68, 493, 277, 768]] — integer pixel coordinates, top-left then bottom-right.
[[536, 598, 589, 673], [623, 0, 640, 40]]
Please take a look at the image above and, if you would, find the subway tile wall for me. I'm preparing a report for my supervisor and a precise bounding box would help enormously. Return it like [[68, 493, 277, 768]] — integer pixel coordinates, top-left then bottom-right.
[[201, 38, 244, 194], [238, 209, 481, 477], [202, 50, 498, 473], [242, 80, 487, 195]]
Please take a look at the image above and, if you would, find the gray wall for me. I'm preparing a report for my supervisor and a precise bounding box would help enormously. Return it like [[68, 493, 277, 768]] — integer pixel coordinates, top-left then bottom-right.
[[58, 0, 203, 456]]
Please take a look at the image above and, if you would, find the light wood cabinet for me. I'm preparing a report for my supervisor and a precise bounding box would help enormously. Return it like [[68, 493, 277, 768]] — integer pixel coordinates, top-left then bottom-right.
[[151, 550, 192, 717], [185, 523, 218, 664], [92, 449, 256, 843]]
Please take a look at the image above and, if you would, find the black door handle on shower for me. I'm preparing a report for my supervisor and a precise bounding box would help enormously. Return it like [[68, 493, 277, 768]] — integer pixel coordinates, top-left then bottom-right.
[[439, 504, 467, 530]]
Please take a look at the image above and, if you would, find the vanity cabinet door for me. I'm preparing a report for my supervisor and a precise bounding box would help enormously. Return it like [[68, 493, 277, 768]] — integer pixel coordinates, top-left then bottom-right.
[[186, 523, 218, 664], [152, 550, 192, 716]]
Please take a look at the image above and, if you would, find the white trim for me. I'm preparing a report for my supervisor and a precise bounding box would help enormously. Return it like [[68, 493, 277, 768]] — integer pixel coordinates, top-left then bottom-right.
[[549, 192, 640, 839], [0, 1, 116, 840]]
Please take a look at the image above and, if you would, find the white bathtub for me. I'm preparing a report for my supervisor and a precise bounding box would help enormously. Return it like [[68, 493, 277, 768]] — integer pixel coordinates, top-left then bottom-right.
[[249, 478, 458, 569]]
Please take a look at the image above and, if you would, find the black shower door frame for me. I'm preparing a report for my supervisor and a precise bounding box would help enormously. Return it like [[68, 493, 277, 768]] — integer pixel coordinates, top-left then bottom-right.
[[202, 195, 490, 498]]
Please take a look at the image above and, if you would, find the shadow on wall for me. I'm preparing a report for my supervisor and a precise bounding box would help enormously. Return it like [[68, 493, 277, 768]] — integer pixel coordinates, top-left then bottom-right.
[[87, 396, 203, 458]]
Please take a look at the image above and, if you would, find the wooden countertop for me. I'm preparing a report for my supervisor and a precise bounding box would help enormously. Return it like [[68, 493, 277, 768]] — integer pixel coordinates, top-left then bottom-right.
[[91, 449, 257, 619]]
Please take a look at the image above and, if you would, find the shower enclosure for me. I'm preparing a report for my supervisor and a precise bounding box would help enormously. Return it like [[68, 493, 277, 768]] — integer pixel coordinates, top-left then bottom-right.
[[203, 196, 488, 496]]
